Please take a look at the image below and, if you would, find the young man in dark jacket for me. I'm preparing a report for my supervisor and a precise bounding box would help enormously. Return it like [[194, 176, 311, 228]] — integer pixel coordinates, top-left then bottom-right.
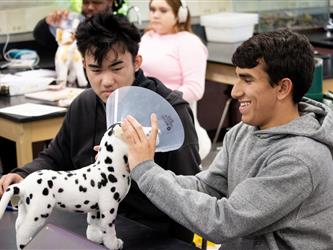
[[0, 13, 200, 243]]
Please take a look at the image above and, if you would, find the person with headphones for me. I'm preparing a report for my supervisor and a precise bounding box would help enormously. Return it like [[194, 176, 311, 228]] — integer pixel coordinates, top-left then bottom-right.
[[139, 0, 212, 160], [33, 0, 127, 61]]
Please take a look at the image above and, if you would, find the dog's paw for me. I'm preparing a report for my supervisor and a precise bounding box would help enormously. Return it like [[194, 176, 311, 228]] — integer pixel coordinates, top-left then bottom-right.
[[104, 237, 123, 250], [86, 225, 103, 243]]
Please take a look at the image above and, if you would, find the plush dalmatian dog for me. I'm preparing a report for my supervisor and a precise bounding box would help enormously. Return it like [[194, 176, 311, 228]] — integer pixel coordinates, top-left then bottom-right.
[[0, 123, 134, 250]]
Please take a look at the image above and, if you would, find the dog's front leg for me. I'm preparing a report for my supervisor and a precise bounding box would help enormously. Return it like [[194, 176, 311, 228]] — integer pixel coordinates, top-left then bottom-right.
[[99, 205, 123, 250]]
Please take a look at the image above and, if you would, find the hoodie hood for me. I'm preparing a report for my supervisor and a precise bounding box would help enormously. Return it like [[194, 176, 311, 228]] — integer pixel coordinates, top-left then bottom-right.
[[255, 97, 333, 153]]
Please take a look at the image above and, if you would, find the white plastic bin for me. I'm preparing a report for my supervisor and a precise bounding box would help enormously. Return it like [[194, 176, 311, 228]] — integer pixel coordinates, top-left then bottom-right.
[[200, 12, 259, 43]]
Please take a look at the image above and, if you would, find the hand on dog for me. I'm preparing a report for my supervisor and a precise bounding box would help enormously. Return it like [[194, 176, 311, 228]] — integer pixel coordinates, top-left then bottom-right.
[[93, 145, 100, 160], [122, 114, 158, 171], [0, 173, 23, 196]]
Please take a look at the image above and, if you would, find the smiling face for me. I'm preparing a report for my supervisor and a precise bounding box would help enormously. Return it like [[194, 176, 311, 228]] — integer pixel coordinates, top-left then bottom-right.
[[82, 0, 113, 18], [149, 0, 178, 34], [83, 47, 142, 103], [231, 61, 284, 130]]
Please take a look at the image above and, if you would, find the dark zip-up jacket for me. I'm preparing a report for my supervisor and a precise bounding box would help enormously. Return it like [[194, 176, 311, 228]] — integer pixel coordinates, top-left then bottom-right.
[[12, 69, 201, 242]]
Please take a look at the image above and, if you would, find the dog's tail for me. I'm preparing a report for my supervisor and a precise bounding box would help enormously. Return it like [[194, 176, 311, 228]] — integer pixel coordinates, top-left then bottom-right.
[[0, 184, 20, 219]]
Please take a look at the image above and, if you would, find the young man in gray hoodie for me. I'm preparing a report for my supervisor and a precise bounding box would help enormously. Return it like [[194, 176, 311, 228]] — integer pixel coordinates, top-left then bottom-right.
[[121, 29, 333, 249]]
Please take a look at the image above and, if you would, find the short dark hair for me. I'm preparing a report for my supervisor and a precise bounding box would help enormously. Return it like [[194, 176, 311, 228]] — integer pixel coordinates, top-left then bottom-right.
[[232, 29, 314, 103], [76, 11, 141, 65]]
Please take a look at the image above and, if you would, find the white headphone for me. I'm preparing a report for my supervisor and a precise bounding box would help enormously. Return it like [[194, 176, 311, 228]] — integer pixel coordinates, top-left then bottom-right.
[[178, 0, 188, 24]]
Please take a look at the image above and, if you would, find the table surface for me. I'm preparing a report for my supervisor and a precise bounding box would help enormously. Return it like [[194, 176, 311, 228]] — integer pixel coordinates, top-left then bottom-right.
[[0, 94, 66, 123], [0, 209, 199, 250]]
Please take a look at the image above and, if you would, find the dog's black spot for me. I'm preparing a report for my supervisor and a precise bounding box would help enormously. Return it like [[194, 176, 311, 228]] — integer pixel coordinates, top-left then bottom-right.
[[83, 174, 87, 180], [34, 217, 39, 221], [101, 214, 105, 218], [47, 180, 53, 189], [67, 173, 74, 177], [122, 175, 125, 178], [42, 188, 49, 196], [19, 244, 25, 249], [92, 215, 96, 219], [123, 155, 128, 165], [47, 204, 51, 209], [98, 173, 107, 187], [75, 210, 84, 213], [64, 177, 68, 180], [108, 174, 117, 183], [26, 197, 30, 205], [108, 166, 114, 172], [6, 188, 10, 192], [84, 200, 89, 205], [111, 187, 116, 192], [29, 193, 33, 199], [96, 212, 100, 219], [38, 173, 43, 176], [90, 180, 95, 187], [75, 179, 79, 185], [114, 192, 120, 200], [75, 204, 81, 208], [52, 176, 57, 180], [60, 204, 66, 208], [105, 142, 113, 152], [13, 187, 20, 195], [87, 168, 91, 172], [41, 213, 49, 218], [110, 208, 115, 214], [104, 156, 112, 164], [58, 188, 64, 193], [79, 186, 87, 192], [90, 203, 99, 210]]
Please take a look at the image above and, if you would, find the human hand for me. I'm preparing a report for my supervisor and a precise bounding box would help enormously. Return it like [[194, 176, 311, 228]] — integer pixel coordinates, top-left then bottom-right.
[[93, 145, 100, 160], [0, 173, 23, 196], [121, 114, 158, 171], [45, 9, 69, 26]]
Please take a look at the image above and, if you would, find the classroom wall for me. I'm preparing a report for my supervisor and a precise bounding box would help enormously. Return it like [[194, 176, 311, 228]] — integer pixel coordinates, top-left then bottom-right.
[[0, 1, 231, 35], [0, 2, 68, 34], [0, 0, 331, 35]]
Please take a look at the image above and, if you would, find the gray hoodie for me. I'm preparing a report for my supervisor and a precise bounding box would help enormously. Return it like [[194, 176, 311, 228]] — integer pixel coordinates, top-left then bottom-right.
[[132, 98, 333, 250]]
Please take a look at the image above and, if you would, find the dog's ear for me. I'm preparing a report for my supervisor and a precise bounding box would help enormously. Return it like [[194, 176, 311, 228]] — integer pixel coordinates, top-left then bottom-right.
[[56, 28, 63, 44]]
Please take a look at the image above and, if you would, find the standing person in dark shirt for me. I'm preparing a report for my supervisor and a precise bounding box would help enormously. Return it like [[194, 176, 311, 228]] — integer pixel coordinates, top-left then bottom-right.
[[1, 13, 200, 243], [33, 0, 127, 58]]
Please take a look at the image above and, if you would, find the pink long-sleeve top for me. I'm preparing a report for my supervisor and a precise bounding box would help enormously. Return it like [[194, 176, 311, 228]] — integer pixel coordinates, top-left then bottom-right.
[[139, 31, 208, 103]]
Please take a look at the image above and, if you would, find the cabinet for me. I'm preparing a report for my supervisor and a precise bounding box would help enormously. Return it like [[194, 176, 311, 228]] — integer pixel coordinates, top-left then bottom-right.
[[198, 63, 241, 142]]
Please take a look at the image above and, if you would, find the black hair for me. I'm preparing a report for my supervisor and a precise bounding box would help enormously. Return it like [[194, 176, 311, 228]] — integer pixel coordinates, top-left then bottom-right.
[[232, 29, 314, 103], [113, 0, 125, 13], [76, 11, 141, 66]]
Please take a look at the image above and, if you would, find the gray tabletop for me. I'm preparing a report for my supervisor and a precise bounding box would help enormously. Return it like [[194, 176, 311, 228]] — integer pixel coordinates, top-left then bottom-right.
[[0, 208, 199, 250]]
